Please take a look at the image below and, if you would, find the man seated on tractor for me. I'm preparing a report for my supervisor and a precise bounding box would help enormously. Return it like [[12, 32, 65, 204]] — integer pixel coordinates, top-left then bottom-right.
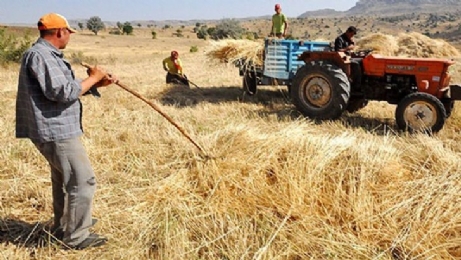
[[334, 26, 362, 89], [334, 26, 357, 53], [162, 51, 190, 87]]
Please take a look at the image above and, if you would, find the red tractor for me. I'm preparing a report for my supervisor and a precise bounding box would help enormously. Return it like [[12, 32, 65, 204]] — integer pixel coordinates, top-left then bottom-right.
[[291, 50, 461, 133]]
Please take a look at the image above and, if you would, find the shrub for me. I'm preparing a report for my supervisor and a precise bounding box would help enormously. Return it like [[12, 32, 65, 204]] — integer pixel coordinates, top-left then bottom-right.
[[109, 29, 122, 35], [245, 32, 259, 40], [190, 45, 198, 53], [173, 29, 183, 37], [67, 51, 98, 65], [151, 30, 157, 39], [196, 26, 208, 40], [0, 28, 32, 65]]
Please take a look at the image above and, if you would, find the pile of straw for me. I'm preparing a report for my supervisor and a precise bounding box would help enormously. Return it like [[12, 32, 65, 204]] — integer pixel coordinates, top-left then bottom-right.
[[355, 33, 399, 56], [396, 32, 460, 58], [206, 39, 264, 66], [357, 32, 460, 58]]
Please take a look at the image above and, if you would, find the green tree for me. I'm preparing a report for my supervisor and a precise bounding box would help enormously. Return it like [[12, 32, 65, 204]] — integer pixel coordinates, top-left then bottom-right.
[[196, 27, 208, 40], [151, 30, 157, 39], [209, 19, 245, 40], [86, 16, 105, 35], [137, 23, 142, 28], [206, 27, 216, 36], [78, 22, 84, 31], [122, 22, 134, 35]]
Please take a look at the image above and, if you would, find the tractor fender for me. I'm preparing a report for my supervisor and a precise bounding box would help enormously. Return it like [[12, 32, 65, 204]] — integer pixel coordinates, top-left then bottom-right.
[[298, 51, 351, 77]]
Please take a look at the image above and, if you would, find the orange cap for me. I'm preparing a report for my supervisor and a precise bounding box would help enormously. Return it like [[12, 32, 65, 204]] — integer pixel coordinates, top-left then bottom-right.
[[38, 13, 77, 33]]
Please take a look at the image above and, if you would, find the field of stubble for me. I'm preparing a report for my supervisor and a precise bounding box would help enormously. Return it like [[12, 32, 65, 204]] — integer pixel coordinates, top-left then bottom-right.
[[2, 30, 461, 259]]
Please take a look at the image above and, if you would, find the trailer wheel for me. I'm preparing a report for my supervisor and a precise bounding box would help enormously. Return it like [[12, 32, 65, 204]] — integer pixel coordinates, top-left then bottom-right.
[[291, 63, 350, 120], [395, 93, 446, 133], [243, 70, 257, 95]]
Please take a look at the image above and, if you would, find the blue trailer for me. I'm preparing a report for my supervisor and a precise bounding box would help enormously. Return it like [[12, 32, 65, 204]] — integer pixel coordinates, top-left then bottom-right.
[[236, 38, 331, 95]]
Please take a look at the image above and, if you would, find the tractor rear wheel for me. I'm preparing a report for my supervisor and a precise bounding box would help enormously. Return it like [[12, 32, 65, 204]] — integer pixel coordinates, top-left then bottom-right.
[[291, 63, 350, 120], [395, 93, 446, 133], [243, 70, 257, 96]]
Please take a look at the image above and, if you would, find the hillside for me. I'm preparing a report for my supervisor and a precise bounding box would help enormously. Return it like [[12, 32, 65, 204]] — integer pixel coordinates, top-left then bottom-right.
[[299, 0, 461, 18], [349, 0, 461, 15]]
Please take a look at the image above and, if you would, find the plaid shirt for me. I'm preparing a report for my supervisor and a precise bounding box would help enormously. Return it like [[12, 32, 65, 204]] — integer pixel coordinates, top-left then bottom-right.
[[16, 38, 83, 143]]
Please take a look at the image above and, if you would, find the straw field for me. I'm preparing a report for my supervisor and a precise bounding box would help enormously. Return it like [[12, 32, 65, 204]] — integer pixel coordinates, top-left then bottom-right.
[[2, 29, 461, 260]]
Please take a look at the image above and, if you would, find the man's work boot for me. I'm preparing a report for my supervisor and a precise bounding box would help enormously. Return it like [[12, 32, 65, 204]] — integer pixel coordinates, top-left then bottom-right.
[[71, 233, 108, 250]]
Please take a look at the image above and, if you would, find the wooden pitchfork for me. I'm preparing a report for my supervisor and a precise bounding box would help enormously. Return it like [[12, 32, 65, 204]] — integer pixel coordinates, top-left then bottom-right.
[[81, 62, 207, 156]]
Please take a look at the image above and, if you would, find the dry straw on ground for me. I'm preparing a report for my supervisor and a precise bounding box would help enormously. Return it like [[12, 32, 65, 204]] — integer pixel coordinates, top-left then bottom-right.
[[2, 28, 461, 260]]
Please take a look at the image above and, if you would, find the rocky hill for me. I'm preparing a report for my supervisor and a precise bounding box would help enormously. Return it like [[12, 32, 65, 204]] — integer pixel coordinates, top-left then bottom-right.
[[299, 0, 461, 18], [297, 9, 344, 18]]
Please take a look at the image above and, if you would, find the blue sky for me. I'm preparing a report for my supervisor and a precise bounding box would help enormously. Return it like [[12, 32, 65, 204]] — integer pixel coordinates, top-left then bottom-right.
[[0, 0, 358, 24]]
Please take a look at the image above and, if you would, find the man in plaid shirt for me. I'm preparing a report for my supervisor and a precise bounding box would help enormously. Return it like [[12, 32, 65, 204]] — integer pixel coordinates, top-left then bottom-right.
[[15, 13, 117, 250]]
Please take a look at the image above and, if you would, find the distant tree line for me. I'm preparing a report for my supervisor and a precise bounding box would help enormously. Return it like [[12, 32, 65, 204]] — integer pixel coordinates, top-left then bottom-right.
[[84, 16, 134, 35], [194, 19, 258, 40]]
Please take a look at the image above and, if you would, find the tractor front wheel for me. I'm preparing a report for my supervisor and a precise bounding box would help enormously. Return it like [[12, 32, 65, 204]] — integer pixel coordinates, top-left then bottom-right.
[[395, 93, 446, 133]]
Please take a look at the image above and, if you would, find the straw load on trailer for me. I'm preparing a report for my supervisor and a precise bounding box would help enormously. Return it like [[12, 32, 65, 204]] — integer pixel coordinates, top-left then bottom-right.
[[356, 32, 460, 58], [206, 39, 264, 66]]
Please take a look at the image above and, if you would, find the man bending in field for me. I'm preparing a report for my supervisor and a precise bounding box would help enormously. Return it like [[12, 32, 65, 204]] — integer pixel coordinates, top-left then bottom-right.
[[162, 50, 190, 87]]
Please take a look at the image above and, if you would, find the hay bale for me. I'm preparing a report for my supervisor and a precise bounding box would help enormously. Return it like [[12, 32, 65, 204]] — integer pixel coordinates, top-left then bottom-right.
[[356, 33, 399, 56], [206, 39, 264, 66]]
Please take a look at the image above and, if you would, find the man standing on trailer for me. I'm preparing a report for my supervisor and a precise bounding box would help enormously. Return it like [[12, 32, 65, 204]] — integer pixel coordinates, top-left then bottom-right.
[[270, 4, 288, 39]]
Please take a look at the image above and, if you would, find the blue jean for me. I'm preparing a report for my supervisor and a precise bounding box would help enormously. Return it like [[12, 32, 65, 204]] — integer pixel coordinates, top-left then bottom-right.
[[33, 137, 96, 246]]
